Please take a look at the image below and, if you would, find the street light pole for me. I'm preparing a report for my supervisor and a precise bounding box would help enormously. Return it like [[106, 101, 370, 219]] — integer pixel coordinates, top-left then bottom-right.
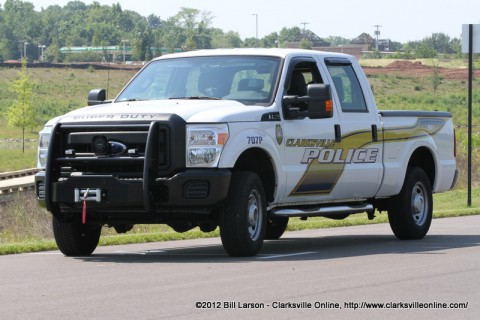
[[252, 13, 258, 39]]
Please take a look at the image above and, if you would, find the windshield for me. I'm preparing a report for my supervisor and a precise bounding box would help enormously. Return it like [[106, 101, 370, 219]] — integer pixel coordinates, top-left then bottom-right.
[[116, 55, 281, 105]]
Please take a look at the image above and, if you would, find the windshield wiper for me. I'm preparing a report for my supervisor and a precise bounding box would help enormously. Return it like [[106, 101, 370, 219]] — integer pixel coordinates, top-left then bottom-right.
[[118, 98, 147, 102], [170, 96, 222, 100]]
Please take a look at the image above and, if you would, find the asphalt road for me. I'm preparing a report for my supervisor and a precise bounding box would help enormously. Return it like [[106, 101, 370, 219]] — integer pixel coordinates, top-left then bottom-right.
[[1, 215, 479, 320]]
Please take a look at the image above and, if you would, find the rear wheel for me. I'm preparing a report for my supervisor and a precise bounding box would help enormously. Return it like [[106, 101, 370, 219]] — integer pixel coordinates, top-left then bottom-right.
[[52, 216, 101, 256], [388, 167, 432, 240], [219, 172, 266, 257], [265, 216, 289, 240]]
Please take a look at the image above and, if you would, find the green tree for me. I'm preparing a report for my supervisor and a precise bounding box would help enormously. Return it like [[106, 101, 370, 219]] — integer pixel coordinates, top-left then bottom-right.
[[324, 36, 350, 46], [278, 26, 302, 45], [43, 42, 62, 62], [416, 42, 438, 58], [157, 17, 182, 52], [7, 59, 37, 152], [243, 37, 261, 48], [210, 29, 242, 48], [0, 23, 18, 60], [388, 41, 403, 52], [3, 0, 42, 60], [299, 38, 312, 49], [173, 7, 213, 50], [262, 32, 279, 48]]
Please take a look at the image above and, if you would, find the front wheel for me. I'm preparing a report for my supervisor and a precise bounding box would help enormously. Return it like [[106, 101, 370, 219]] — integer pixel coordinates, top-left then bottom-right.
[[219, 172, 266, 257], [52, 216, 102, 256], [388, 167, 433, 240]]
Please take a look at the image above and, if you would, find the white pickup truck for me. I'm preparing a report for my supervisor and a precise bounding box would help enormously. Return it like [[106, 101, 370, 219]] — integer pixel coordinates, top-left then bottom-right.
[[35, 49, 457, 257]]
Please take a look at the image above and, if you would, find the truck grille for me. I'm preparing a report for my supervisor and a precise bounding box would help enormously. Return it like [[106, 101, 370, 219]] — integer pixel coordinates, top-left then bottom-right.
[[48, 117, 185, 180], [54, 124, 157, 178]]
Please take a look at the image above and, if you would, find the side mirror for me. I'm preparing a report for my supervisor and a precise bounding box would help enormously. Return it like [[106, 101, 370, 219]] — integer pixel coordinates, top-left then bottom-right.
[[282, 84, 333, 119], [306, 84, 333, 119], [87, 89, 106, 106]]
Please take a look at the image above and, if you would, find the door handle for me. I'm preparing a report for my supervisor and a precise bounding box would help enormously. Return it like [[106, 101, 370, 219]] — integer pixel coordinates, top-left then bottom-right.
[[334, 124, 342, 143], [371, 124, 378, 142]]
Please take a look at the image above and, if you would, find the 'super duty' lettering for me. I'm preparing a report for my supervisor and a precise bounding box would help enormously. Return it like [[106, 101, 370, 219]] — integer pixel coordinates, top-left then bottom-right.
[[120, 114, 157, 119], [301, 147, 379, 164]]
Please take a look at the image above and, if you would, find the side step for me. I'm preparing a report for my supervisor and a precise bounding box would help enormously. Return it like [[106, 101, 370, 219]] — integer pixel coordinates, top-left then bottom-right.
[[270, 203, 374, 218]]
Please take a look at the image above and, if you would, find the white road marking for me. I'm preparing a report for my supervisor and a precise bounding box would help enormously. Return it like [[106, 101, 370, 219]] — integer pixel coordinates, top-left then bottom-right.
[[257, 251, 317, 260], [28, 251, 62, 255]]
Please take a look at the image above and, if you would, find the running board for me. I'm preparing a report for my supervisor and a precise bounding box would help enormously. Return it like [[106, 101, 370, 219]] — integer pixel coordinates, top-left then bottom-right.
[[270, 203, 374, 218]]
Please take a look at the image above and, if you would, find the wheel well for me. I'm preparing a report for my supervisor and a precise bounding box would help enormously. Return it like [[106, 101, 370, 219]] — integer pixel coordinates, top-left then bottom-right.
[[233, 148, 276, 203], [408, 147, 435, 188]]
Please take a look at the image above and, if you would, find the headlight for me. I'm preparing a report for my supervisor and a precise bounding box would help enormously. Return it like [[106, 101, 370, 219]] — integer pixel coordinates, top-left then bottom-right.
[[37, 126, 52, 169], [186, 124, 229, 167]]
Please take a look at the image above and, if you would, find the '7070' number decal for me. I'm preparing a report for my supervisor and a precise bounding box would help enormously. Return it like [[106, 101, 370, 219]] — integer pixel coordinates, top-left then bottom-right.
[[247, 136, 263, 145]]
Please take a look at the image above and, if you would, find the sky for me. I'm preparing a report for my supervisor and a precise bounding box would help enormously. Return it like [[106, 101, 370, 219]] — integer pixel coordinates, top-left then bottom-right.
[[6, 0, 480, 43]]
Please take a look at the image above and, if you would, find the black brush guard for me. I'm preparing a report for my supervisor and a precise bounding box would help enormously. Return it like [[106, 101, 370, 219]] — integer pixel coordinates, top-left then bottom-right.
[[39, 115, 231, 223]]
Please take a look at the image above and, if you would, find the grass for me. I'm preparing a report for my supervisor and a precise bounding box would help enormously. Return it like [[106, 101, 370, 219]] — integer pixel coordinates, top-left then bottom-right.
[[0, 66, 138, 127], [0, 144, 37, 171], [0, 65, 139, 171], [0, 66, 138, 116], [0, 119, 40, 171]]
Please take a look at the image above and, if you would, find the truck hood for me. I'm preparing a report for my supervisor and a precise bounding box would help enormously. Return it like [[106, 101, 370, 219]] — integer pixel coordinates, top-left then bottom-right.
[[51, 99, 272, 125]]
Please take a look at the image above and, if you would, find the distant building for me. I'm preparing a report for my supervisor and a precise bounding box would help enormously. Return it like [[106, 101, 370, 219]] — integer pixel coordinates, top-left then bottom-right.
[[285, 30, 366, 59], [376, 39, 391, 51], [285, 29, 331, 48], [351, 33, 375, 48], [312, 45, 367, 59]]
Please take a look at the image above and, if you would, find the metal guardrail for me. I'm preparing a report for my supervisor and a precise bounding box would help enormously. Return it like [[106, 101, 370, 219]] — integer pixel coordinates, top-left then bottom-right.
[[0, 169, 38, 204], [0, 168, 39, 181]]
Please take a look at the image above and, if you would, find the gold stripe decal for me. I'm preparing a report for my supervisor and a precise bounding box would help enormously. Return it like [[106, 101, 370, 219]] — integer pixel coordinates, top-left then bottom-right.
[[288, 118, 445, 196], [383, 118, 445, 141]]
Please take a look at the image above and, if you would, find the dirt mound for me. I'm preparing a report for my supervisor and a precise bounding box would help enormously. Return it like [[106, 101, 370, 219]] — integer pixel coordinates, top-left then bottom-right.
[[384, 60, 431, 70], [363, 60, 475, 80]]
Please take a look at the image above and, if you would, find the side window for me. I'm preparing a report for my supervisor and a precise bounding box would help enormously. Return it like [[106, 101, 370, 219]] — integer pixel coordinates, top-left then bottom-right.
[[327, 64, 367, 112], [286, 61, 322, 96]]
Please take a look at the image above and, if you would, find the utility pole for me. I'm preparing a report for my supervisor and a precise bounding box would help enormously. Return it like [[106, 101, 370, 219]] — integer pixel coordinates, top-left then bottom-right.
[[301, 22, 310, 35], [373, 25, 381, 50]]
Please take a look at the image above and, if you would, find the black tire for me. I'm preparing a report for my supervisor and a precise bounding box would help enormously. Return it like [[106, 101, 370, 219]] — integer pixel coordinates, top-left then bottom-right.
[[219, 172, 266, 257], [265, 216, 289, 240], [388, 167, 433, 240], [52, 216, 101, 256]]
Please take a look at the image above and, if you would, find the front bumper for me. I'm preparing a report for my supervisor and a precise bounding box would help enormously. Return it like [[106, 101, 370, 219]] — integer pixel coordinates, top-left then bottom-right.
[[35, 169, 231, 212]]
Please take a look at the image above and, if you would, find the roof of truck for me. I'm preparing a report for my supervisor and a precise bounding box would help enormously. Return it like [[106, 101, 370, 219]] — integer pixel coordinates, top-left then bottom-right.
[[152, 48, 354, 61]]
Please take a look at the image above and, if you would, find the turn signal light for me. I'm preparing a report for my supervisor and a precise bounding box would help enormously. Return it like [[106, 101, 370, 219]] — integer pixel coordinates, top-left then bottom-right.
[[326, 100, 333, 112]]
